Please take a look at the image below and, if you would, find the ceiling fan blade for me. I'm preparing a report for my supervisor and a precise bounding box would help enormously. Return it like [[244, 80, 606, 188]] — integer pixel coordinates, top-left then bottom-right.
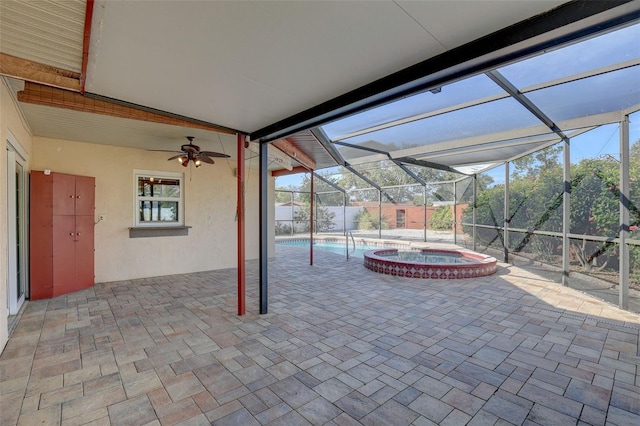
[[167, 154, 185, 161], [148, 149, 182, 153], [196, 154, 215, 164], [201, 151, 230, 158]]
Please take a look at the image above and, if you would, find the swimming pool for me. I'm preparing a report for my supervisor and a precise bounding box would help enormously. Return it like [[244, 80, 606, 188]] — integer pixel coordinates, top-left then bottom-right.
[[276, 238, 397, 258], [277, 238, 497, 279]]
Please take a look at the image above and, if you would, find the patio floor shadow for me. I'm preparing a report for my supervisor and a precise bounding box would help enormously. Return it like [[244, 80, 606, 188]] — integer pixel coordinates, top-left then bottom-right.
[[1, 245, 639, 425]]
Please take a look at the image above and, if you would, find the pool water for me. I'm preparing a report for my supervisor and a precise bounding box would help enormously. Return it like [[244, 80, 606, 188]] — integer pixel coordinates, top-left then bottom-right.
[[276, 240, 379, 258], [377, 251, 474, 264]]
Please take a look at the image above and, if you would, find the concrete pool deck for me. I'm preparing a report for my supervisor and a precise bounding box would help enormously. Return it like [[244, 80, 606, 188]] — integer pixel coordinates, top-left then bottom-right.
[[1, 245, 639, 425]]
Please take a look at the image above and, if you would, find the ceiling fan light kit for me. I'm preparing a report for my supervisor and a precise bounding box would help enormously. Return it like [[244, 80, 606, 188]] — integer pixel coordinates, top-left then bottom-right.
[[153, 136, 230, 168]]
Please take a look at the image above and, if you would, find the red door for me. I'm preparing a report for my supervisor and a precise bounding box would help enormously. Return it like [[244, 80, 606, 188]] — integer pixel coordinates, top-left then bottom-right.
[[52, 173, 76, 216], [75, 176, 95, 216], [52, 215, 76, 295], [75, 215, 95, 291]]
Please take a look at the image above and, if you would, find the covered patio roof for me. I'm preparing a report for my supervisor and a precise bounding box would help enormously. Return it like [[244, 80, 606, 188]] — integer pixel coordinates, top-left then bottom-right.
[[0, 1, 637, 170]]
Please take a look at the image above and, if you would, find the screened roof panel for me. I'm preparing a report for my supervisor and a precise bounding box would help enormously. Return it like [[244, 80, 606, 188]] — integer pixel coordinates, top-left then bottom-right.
[[315, 165, 375, 191], [322, 74, 503, 140], [313, 178, 341, 194], [412, 132, 562, 166], [527, 66, 640, 124], [350, 159, 423, 185], [454, 164, 498, 175], [335, 143, 389, 162], [417, 140, 552, 167], [284, 18, 640, 187], [497, 23, 640, 88], [338, 95, 543, 151]]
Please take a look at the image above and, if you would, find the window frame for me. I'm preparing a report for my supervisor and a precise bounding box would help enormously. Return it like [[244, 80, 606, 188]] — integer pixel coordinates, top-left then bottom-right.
[[133, 169, 184, 227]]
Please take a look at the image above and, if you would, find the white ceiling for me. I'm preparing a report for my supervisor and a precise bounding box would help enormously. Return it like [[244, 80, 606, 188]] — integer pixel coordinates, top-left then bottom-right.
[[84, 0, 567, 135]]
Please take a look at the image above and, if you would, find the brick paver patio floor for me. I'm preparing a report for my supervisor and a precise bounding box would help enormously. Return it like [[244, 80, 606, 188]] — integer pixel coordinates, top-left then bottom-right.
[[1, 245, 639, 425]]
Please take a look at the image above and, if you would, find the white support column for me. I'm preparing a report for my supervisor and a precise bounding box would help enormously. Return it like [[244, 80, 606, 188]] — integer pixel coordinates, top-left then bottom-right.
[[563, 137, 571, 287], [620, 116, 630, 310]]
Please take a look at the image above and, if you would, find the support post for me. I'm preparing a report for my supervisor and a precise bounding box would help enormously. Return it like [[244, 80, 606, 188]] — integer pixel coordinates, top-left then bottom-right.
[[620, 116, 630, 310], [423, 185, 427, 242], [237, 134, 245, 315], [453, 181, 457, 245], [291, 191, 294, 236], [310, 171, 314, 266], [259, 141, 268, 314], [473, 175, 477, 252], [563, 137, 571, 286], [504, 162, 510, 263], [343, 192, 347, 235], [378, 189, 382, 239]]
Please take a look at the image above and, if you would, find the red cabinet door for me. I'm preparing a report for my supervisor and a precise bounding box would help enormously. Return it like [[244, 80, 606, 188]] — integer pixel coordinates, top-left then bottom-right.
[[75, 215, 95, 291], [52, 215, 76, 295], [75, 176, 95, 216], [30, 172, 54, 299], [31, 172, 95, 298], [52, 173, 76, 216]]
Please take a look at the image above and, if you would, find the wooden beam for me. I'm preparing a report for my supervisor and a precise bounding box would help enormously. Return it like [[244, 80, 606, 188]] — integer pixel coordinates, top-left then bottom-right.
[[0, 53, 81, 92], [272, 138, 316, 170], [17, 82, 236, 135], [80, 0, 95, 94], [271, 166, 309, 177]]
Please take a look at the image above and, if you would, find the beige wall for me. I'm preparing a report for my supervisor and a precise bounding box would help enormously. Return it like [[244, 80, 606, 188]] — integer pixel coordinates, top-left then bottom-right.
[[1, 78, 34, 350], [31, 137, 274, 283], [1, 77, 276, 353]]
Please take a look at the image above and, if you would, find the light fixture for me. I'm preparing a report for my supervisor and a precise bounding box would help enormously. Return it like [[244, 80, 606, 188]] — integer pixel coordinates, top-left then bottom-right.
[[194, 159, 202, 168]]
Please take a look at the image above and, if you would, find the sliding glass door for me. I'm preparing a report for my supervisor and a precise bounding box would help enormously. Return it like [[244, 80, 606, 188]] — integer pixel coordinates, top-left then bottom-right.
[[7, 146, 26, 315]]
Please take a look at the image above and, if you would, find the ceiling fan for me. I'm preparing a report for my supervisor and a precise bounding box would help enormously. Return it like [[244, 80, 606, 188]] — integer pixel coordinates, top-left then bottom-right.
[[154, 136, 230, 167]]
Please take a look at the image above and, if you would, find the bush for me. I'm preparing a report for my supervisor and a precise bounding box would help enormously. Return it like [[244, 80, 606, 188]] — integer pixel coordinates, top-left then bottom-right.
[[293, 205, 336, 232], [354, 209, 389, 230], [431, 206, 453, 230], [275, 221, 292, 236]]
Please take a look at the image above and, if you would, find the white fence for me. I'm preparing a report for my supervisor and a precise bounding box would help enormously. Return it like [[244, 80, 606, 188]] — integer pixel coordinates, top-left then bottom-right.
[[275, 205, 363, 232]]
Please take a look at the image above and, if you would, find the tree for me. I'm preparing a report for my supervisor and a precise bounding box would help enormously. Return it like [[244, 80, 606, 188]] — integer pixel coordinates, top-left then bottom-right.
[[353, 209, 389, 230], [293, 204, 336, 233], [462, 139, 640, 278], [511, 144, 562, 179], [431, 206, 453, 231]]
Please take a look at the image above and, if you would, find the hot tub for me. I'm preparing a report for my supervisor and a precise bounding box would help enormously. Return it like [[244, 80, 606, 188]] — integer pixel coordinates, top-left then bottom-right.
[[364, 248, 497, 279]]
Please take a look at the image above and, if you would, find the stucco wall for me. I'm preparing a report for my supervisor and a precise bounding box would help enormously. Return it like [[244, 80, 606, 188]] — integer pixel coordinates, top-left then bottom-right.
[[1, 78, 34, 351], [1, 78, 277, 353], [31, 137, 273, 283]]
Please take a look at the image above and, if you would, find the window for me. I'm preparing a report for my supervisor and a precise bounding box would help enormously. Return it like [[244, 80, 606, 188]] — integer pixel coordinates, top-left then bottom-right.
[[134, 170, 183, 227]]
